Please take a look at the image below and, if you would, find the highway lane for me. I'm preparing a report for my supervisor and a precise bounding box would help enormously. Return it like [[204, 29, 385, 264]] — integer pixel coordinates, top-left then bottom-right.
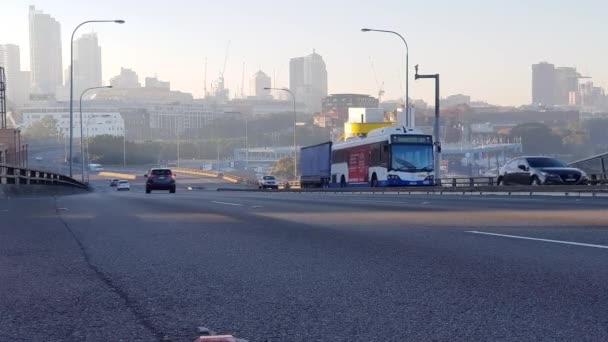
[[2, 181, 608, 341]]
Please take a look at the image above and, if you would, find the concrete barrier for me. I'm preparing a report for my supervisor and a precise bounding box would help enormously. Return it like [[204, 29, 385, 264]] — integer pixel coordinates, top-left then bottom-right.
[[0, 184, 88, 199]]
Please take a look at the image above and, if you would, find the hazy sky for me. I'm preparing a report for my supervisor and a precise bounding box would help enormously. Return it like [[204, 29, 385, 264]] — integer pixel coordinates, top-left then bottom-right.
[[3, 0, 607, 106]]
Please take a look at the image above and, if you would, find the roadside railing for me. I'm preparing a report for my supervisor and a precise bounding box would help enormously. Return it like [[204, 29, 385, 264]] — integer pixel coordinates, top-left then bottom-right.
[[440, 177, 496, 187], [0, 163, 88, 189], [172, 167, 608, 191]]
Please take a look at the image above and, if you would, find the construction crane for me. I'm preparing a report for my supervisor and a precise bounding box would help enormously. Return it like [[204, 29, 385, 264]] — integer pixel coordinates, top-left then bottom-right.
[[369, 57, 385, 105], [241, 61, 245, 99], [218, 41, 231, 88], [203, 57, 208, 98]]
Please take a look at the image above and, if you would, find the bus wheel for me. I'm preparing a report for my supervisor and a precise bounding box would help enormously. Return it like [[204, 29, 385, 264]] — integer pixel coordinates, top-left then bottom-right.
[[371, 174, 379, 187], [340, 175, 346, 188]]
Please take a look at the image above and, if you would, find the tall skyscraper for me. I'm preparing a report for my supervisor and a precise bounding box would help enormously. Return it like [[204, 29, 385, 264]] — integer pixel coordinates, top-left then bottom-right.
[[532, 62, 555, 106], [0, 44, 30, 106], [29, 6, 63, 96], [73, 33, 102, 95], [289, 50, 328, 112], [555, 67, 579, 106], [251, 70, 271, 99]]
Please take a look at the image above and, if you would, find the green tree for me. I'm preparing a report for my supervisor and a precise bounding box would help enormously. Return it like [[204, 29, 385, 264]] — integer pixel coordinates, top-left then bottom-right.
[[24, 116, 59, 139], [271, 156, 295, 180], [510, 122, 563, 155]]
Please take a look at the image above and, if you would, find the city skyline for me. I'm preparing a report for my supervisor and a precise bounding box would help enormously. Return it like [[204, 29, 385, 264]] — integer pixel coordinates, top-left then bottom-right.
[[2, 1, 608, 106]]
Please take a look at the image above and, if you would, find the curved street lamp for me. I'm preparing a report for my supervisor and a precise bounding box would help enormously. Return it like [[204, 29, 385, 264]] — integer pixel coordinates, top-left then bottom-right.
[[361, 28, 410, 125], [69, 19, 125, 177]]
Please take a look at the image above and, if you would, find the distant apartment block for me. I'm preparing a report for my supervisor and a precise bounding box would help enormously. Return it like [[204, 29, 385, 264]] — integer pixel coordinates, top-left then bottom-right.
[[145, 76, 170, 90], [441, 94, 471, 108], [22, 107, 124, 138], [321, 94, 378, 120], [110, 68, 141, 88]]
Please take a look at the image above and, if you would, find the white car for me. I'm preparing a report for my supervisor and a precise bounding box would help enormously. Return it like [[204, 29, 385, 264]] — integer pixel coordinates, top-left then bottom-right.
[[258, 175, 278, 189], [116, 180, 131, 191]]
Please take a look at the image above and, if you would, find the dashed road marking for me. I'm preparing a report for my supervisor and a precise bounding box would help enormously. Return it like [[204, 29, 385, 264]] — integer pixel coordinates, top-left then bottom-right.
[[466, 231, 608, 250], [210, 201, 243, 207]]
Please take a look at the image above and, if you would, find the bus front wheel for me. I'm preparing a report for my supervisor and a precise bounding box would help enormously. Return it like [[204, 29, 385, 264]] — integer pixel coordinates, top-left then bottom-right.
[[371, 174, 379, 187]]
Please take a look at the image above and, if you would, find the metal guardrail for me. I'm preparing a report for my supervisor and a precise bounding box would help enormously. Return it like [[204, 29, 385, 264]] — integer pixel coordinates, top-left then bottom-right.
[[172, 167, 608, 190], [440, 177, 496, 187], [0, 163, 89, 189], [439, 175, 608, 187]]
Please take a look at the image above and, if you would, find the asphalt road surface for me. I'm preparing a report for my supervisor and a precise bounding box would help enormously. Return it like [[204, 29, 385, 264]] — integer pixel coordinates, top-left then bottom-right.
[[2, 177, 608, 341]]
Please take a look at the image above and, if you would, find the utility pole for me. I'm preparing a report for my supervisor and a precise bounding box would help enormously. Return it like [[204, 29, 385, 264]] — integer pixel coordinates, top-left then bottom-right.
[[414, 65, 442, 185], [176, 115, 181, 167]]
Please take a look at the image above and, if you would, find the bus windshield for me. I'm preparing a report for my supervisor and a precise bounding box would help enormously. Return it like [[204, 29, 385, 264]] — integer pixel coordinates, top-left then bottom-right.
[[391, 144, 434, 172]]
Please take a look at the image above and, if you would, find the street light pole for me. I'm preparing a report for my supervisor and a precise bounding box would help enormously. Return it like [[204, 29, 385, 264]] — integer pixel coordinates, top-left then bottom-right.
[[123, 126, 127, 168], [265, 87, 297, 179], [245, 117, 249, 170], [69, 19, 125, 177], [415, 65, 441, 185], [361, 28, 410, 126], [80, 85, 112, 183]]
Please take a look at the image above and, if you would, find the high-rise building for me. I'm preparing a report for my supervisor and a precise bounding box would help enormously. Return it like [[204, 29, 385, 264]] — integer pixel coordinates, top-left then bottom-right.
[[73, 33, 102, 95], [555, 67, 580, 106], [289, 50, 328, 112], [251, 70, 271, 99], [110, 68, 141, 88], [29, 5, 62, 96], [532, 62, 556, 106], [0, 44, 30, 106]]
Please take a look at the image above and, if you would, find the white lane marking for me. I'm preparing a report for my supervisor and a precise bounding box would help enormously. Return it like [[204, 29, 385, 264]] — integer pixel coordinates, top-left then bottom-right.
[[251, 205, 263, 208], [210, 201, 243, 207], [466, 231, 608, 250], [349, 199, 413, 204]]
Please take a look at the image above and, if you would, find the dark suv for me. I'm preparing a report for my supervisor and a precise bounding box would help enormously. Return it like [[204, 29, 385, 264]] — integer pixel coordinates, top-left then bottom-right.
[[498, 156, 587, 186], [145, 168, 176, 193]]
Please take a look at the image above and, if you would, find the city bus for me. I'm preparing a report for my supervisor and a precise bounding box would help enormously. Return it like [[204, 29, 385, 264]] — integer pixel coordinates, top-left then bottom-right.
[[330, 126, 435, 187]]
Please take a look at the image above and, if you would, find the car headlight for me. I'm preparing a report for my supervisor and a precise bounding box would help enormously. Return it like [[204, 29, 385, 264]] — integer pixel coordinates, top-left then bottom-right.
[[580, 171, 588, 179], [540, 172, 558, 178]]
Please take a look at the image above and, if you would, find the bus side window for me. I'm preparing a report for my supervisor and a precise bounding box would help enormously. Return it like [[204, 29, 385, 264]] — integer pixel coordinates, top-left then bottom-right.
[[380, 143, 389, 167]]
